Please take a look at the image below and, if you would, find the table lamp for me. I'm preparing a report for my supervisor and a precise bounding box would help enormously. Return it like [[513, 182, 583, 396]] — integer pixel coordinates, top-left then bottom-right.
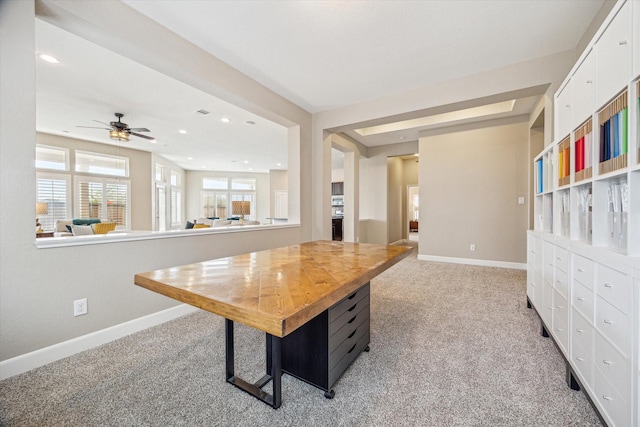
[[36, 202, 48, 232], [232, 201, 250, 224]]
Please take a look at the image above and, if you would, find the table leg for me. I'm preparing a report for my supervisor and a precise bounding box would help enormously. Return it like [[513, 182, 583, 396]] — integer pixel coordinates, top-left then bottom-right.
[[224, 319, 283, 409]]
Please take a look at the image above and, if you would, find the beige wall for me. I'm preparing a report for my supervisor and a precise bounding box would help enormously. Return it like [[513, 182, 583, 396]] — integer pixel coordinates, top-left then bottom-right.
[[387, 157, 404, 243], [419, 118, 530, 263], [36, 132, 153, 230], [269, 169, 288, 218]]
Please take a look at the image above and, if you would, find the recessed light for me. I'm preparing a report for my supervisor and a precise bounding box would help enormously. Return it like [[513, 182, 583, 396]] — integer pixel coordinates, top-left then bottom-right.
[[179, 129, 187, 134], [221, 117, 230, 123], [276, 163, 282, 167], [38, 54, 60, 64], [248, 168, 253, 171], [188, 157, 193, 160], [150, 140, 157, 144], [245, 120, 255, 125], [243, 160, 249, 164]]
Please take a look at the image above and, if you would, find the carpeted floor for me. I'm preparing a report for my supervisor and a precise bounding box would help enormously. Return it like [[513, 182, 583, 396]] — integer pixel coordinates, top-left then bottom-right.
[[0, 242, 602, 426]]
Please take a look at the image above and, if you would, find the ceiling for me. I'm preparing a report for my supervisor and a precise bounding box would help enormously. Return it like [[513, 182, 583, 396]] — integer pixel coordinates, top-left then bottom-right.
[[36, 0, 606, 170]]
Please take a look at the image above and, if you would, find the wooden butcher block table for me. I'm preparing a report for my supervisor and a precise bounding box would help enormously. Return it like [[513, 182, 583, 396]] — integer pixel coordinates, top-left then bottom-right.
[[134, 240, 412, 408]]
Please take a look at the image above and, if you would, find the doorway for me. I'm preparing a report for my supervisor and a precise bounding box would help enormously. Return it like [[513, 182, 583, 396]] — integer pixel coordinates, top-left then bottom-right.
[[407, 185, 419, 242]]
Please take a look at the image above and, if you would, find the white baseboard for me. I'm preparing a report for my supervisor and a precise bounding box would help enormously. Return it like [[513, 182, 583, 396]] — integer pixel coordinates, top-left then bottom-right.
[[417, 254, 526, 270], [0, 304, 199, 380]]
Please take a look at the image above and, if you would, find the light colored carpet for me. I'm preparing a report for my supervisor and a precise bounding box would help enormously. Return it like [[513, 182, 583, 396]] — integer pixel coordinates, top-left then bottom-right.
[[0, 243, 602, 426]]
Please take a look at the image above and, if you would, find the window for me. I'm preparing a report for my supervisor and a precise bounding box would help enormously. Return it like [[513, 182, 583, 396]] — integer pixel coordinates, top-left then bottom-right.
[[75, 151, 129, 177], [36, 145, 69, 171], [170, 170, 180, 186], [171, 188, 182, 225], [36, 173, 70, 231], [201, 177, 256, 220], [155, 163, 165, 182], [75, 177, 130, 228], [203, 177, 228, 190]]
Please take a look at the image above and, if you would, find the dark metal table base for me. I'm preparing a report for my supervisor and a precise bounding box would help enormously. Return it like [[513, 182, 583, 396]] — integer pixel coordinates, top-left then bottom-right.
[[225, 319, 282, 409]]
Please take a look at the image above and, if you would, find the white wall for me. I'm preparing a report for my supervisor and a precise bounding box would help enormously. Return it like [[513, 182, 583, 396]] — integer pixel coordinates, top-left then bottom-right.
[[269, 169, 288, 218], [0, 1, 311, 366]]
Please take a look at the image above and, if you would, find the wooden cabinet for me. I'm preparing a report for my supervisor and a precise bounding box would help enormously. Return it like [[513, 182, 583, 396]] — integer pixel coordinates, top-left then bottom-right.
[[332, 217, 343, 241], [409, 220, 418, 232], [281, 283, 370, 395]]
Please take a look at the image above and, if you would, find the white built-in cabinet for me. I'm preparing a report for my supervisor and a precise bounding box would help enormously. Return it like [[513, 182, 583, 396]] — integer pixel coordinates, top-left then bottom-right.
[[529, 2, 639, 426]]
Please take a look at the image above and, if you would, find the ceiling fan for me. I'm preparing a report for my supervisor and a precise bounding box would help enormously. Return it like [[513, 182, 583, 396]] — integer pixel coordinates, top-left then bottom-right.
[[77, 112, 155, 142]]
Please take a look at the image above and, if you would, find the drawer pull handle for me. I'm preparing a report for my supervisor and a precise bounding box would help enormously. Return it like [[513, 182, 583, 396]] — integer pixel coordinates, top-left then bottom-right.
[[577, 297, 584, 301], [556, 257, 561, 261], [577, 268, 584, 273], [347, 292, 357, 300], [556, 305, 563, 309], [347, 304, 357, 312], [348, 329, 357, 339], [603, 283, 613, 288], [602, 360, 612, 365], [603, 319, 614, 325], [618, 40, 627, 45], [347, 315, 357, 324], [576, 329, 584, 333], [555, 328, 563, 332], [602, 395, 612, 401], [347, 343, 357, 354], [576, 357, 584, 362]]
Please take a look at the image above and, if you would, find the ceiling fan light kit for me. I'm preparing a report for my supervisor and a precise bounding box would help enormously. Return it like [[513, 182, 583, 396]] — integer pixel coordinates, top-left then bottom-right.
[[77, 112, 155, 142], [109, 129, 129, 142]]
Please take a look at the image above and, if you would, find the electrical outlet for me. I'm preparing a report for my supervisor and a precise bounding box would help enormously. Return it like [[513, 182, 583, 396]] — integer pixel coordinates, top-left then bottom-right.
[[470, 244, 476, 251], [518, 197, 525, 205], [73, 298, 88, 317]]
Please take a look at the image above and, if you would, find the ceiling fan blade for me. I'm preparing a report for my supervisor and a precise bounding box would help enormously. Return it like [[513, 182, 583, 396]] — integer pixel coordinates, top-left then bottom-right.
[[92, 119, 111, 126], [129, 131, 155, 140], [77, 126, 111, 130], [128, 127, 150, 132]]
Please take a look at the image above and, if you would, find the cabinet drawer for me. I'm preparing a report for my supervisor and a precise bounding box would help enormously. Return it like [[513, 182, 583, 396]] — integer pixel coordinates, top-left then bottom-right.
[[595, 296, 631, 357], [554, 246, 568, 273], [572, 308, 593, 353], [594, 332, 630, 402], [329, 307, 369, 354], [593, 357, 630, 427], [330, 293, 370, 334], [595, 264, 631, 315], [553, 291, 569, 354], [571, 338, 592, 390], [330, 284, 370, 323], [572, 280, 594, 322], [543, 242, 555, 281], [573, 254, 594, 290], [541, 283, 554, 327], [554, 269, 568, 298], [329, 328, 369, 387]]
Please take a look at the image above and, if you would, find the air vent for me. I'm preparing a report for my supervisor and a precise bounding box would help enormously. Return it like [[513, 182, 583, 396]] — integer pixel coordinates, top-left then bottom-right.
[[195, 109, 211, 115]]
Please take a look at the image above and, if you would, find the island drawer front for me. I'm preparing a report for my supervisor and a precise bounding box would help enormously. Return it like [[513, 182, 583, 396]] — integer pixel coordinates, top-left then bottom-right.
[[329, 284, 370, 323], [330, 293, 370, 332], [554, 246, 569, 273], [595, 264, 631, 315], [594, 332, 630, 403], [573, 254, 594, 290], [572, 309, 593, 355], [330, 312, 370, 359], [571, 339, 592, 389], [329, 328, 370, 388], [595, 296, 631, 357], [572, 281, 594, 323], [555, 269, 568, 299], [329, 305, 369, 353]]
